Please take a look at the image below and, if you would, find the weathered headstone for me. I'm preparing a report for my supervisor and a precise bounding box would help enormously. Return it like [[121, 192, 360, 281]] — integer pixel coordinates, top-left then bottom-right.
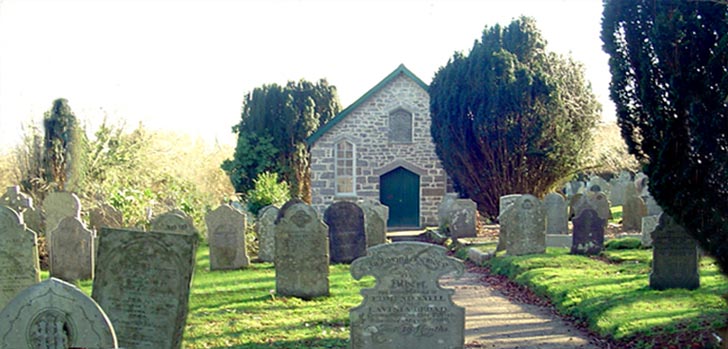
[[503, 195, 546, 256], [437, 193, 459, 230], [587, 175, 610, 196], [358, 199, 388, 248], [43, 191, 81, 244], [49, 216, 95, 282], [497, 194, 522, 251], [89, 203, 123, 231], [608, 172, 632, 207], [206, 204, 249, 270], [275, 200, 329, 299], [22, 206, 44, 236], [634, 172, 648, 195], [256, 205, 279, 263], [564, 181, 585, 198], [0, 206, 40, 310], [0, 185, 33, 214], [92, 228, 198, 349], [570, 208, 605, 255], [544, 192, 568, 235], [643, 193, 662, 216], [324, 201, 366, 263], [641, 214, 660, 247], [649, 214, 700, 290], [150, 209, 198, 235], [622, 183, 646, 231], [349, 242, 465, 349], [0, 278, 118, 349], [447, 198, 477, 238]]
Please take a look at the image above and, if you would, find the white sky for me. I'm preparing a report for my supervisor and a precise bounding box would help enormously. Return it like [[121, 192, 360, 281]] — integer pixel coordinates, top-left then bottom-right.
[[0, 0, 613, 149]]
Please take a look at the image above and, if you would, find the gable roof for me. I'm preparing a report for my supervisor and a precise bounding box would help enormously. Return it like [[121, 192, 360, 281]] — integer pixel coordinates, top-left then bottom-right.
[[306, 64, 429, 146]]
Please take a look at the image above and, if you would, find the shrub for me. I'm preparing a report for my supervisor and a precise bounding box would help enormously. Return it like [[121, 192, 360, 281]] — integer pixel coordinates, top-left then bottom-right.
[[246, 172, 290, 216]]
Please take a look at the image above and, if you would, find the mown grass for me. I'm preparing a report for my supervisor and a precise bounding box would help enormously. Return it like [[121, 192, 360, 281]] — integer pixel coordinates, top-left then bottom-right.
[[487, 245, 728, 345]]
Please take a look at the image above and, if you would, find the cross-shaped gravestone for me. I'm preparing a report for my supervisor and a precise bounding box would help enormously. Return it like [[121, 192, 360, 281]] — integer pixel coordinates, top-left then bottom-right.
[[349, 242, 464, 349], [0, 185, 33, 214]]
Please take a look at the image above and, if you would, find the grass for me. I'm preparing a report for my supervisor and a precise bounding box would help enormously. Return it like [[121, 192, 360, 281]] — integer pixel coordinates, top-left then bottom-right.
[[487, 246, 728, 346], [610, 205, 623, 224]]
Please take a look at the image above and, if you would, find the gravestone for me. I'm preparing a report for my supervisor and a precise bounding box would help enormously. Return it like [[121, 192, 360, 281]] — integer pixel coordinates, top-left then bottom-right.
[[649, 214, 700, 290], [23, 206, 44, 237], [437, 193, 458, 230], [622, 184, 646, 231], [608, 172, 631, 207], [643, 193, 662, 216], [206, 204, 249, 270], [0, 206, 40, 310], [447, 198, 477, 238], [570, 208, 605, 255], [0, 278, 118, 348], [634, 172, 648, 195], [587, 175, 610, 196], [43, 191, 81, 244], [497, 194, 522, 251], [92, 228, 198, 349], [1, 185, 33, 214], [275, 200, 329, 299], [349, 242, 465, 349], [564, 181, 585, 198], [151, 209, 198, 235], [544, 192, 568, 235], [641, 214, 660, 247], [358, 199, 388, 248], [503, 195, 546, 256], [324, 201, 366, 263], [587, 192, 611, 220], [256, 205, 279, 263], [89, 203, 123, 231], [49, 216, 95, 282]]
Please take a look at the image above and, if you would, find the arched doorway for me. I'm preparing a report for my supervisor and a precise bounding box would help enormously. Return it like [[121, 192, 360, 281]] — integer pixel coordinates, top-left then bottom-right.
[[380, 167, 420, 228]]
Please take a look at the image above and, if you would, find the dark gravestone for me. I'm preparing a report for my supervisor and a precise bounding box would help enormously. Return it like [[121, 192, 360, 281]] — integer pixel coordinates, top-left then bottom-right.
[[570, 208, 605, 255], [649, 215, 700, 290], [324, 201, 366, 263], [349, 242, 464, 349], [92, 228, 198, 349]]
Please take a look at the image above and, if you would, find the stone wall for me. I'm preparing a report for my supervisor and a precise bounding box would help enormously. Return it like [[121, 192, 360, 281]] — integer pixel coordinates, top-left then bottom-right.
[[310, 73, 447, 227]]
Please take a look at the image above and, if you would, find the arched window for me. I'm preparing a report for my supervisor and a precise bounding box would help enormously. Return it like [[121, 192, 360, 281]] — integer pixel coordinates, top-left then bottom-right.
[[335, 141, 355, 195], [389, 108, 413, 143]]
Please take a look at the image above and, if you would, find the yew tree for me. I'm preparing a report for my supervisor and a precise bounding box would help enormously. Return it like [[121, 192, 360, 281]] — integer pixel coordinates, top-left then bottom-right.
[[602, 0, 728, 271], [430, 16, 601, 220]]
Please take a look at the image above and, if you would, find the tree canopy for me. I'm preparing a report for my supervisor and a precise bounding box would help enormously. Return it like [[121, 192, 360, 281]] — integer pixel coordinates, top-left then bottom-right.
[[602, 1, 728, 271], [222, 79, 341, 201], [430, 16, 601, 220], [42, 98, 85, 192]]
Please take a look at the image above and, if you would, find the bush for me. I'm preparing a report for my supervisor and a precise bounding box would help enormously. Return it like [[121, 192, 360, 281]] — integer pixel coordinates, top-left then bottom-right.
[[605, 237, 644, 250], [246, 172, 290, 216]]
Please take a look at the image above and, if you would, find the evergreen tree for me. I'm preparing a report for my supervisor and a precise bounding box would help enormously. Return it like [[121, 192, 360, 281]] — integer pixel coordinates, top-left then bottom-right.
[[602, 1, 728, 271], [222, 79, 341, 201], [42, 98, 85, 192], [430, 16, 601, 220]]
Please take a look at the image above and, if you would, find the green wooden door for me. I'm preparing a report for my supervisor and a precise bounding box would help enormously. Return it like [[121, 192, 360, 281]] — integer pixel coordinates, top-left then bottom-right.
[[380, 167, 420, 228]]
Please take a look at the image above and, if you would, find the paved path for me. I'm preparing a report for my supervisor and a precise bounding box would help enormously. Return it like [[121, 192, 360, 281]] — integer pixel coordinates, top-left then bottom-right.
[[444, 271, 601, 349]]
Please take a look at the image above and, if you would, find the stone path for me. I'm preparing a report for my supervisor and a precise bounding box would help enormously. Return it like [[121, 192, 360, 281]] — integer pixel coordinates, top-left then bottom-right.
[[444, 271, 601, 349]]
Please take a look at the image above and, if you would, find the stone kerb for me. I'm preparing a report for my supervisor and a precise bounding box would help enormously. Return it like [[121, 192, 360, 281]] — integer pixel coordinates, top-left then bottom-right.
[[49, 216, 95, 282], [649, 214, 700, 290], [92, 228, 198, 349], [274, 200, 330, 299], [504, 195, 546, 256], [256, 205, 279, 263], [544, 192, 568, 235], [0, 206, 40, 310], [205, 204, 250, 270], [349, 242, 465, 349], [0, 278, 118, 348], [43, 191, 81, 246]]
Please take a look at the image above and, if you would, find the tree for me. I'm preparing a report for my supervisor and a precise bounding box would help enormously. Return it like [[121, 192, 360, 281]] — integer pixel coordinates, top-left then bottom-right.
[[222, 79, 341, 201], [42, 98, 86, 192], [430, 16, 601, 220], [602, 1, 728, 271]]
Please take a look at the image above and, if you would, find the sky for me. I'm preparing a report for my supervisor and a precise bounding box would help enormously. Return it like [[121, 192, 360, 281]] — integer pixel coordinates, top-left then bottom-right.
[[0, 0, 613, 150]]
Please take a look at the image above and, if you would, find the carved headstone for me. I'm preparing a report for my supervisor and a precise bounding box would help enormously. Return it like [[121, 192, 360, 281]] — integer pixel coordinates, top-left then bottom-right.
[[0, 185, 33, 214], [570, 208, 605, 255], [437, 193, 458, 230], [497, 194, 522, 251], [324, 201, 366, 264], [641, 214, 660, 247], [447, 198, 477, 238], [205, 204, 249, 270], [92, 228, 198, 349], [587, 175, 610, 196], [544, 192, 568, 235], [150, 209, 198, 236], [274, 200, 329, 299], [358, 199, 388, 248], [564, 181, 585, 198], [0, 206, 40, 310], [649, 214, 700, 290], [503, 195, 546, 256], [0, 278, 118, 348], [49, 216, 95, 282], [622, 184, 646, 231], [256, 205, 279, 263], [43, 191, 81, 243], [89, 203, 123, 231], [349, 242, 465, 349]]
